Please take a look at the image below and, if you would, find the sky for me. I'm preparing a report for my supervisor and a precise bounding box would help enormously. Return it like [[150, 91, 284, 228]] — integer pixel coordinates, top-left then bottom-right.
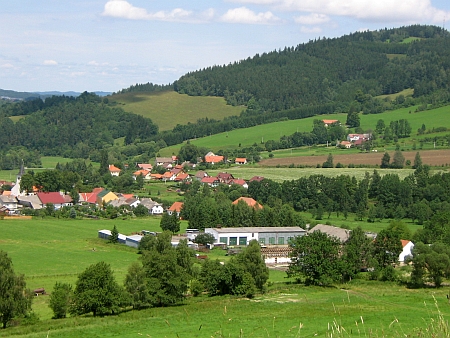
[[1, 0, 450, 93]]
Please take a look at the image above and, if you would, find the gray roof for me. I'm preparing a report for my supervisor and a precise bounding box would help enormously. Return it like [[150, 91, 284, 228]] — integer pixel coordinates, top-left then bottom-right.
[[17, 195, 42, 209], [0, 195, 17, 204], [139, 198, 161, 209], [207, 227, 306, 234], [308, 224, 350, 242]]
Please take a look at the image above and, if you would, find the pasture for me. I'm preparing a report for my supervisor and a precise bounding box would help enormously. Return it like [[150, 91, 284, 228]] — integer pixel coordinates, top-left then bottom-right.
[[1, 218, 449, 337], [158, 103, 450, 156], [112, 91, 244, 131]]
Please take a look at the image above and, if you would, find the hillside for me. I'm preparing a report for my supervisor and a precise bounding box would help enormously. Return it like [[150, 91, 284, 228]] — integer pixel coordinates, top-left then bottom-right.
[[111, 91, 243, 131], [158, 104, 450, 156], [174, 25, 450, 112]]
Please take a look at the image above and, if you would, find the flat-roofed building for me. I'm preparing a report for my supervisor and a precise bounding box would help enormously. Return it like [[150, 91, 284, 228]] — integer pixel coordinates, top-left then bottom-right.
[[205, 226, 306, 246]]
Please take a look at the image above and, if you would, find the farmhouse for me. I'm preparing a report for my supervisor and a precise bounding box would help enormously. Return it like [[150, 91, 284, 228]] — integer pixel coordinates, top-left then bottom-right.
[[36, 192, 67, 210], [205, 226, 306, 246], [0, 195, 19, 214], [167, 201, 183, 217], [139, 198, 164, 215], [322, 119, 340, 127], [235, 157, 247, 165]]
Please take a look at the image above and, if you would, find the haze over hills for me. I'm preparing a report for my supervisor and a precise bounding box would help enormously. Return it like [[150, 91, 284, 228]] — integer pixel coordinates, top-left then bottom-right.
[[0, 89, 111, 101]]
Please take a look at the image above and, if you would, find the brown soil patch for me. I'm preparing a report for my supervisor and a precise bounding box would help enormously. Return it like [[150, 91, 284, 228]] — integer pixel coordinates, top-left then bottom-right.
[[259, 149, 450, 167]]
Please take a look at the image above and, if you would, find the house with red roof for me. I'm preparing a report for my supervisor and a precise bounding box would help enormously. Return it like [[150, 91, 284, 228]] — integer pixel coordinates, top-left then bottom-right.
[[174, 172, 190, 182], [167, 201, 184, 217], [137, 163, 153, 171], [231, 179, 248, 189], [37, 192, 67, 209], [217, 172, 234, 184], [79, 187, 104, 205], [232, 197, 263, 209], [201, 176, 220, 187]]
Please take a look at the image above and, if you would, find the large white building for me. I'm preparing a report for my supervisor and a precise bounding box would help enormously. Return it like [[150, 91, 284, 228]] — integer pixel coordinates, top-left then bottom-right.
[[205, 227, 306, 246]]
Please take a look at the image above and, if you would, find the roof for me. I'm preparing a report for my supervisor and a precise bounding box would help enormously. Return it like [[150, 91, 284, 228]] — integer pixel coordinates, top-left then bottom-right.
[[235, 157, 247, 162], [133, 169, 150, 176], [37, 192, 66, 205], [201, 177, 218, 184], [0, 195, 17, 203], [17, 195, 42, 209], [308, 224, 350, 243], [137, 163, 153, 170], [323, 119, 339, 125], [205, 155, 224, 163], [79, 192, 98, 204], [232, 197, 262, 209], [168, 201, 184, 212], [401, 239, 411, 247], [207, 227, 306, 234], [249, 176, 265, 182], [97, 189, 112, 198], [109, 164, 121, 172], [195, 171, 209, 178], [156, 157, 173, 164], [175, 172, 189, 181], [231, 179, 247, 186]]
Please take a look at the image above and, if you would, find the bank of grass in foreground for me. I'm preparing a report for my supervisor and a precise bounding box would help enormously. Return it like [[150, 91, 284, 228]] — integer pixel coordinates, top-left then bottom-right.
[[1, 279, 450, 337]]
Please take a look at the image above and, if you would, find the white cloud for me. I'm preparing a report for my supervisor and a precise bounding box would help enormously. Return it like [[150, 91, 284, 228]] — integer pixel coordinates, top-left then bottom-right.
[[300, 26, 322, 34], [101, 0, 209, 22], [220, 7, 281, 24], [226, 0, 450, 23], [295, 13, 330, 25], [1, 63, 15, 69], [43, 60, 58, 66]]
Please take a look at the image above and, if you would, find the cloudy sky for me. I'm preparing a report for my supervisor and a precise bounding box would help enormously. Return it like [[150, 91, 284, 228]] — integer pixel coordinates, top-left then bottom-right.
[[1, 0, 450, 93]]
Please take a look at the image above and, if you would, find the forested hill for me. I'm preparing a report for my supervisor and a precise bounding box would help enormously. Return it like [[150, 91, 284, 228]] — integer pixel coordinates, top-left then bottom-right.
[[0, 92, 158, 160], [174, 25, 450, 112]]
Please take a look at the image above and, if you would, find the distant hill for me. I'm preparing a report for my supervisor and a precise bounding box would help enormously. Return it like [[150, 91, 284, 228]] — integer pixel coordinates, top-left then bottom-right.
[[174, 25, 449, 112], [0, 89, 111, 101]]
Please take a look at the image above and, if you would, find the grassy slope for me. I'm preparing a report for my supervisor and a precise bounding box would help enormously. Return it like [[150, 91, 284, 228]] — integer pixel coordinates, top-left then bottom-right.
[[112, 91, 244, 131], [159, 104, 450, 156], [1, 218, 449, 337]]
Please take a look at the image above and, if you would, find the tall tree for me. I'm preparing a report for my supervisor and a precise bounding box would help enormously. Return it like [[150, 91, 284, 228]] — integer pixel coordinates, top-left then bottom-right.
[[342, 227, 373, 280], [287, 231, 342, 286], [49, 282, 73, 319], [0, 251, 32, 329], [70, 261, 125, 317]]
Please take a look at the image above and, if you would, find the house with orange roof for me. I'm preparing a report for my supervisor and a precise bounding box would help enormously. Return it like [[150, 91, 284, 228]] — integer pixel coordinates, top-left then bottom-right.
[[174, 172, 190, 182], [322, 119, 340, 127], [167, 201, 184, 217], [150, 173, 163, 180], [162, 171, 176, 181], [109, 164, 121, 176], [232, 197, 263, 209], [204, 155, 224, 165], [235, 157, 247, 165], [399, 240, 414, 263], [133, 169, 151, 180]]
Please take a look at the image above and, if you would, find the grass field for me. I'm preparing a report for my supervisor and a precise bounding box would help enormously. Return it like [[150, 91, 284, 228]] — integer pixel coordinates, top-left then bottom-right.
[[112, 91, 244, 131], [1, 218, 449, 337], [158, 103, 450, 156], [208, 166, 416, 182]]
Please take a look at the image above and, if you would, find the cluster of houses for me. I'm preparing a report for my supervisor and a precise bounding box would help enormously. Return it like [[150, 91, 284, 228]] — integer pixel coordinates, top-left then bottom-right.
[[322, 119, 372, 149]]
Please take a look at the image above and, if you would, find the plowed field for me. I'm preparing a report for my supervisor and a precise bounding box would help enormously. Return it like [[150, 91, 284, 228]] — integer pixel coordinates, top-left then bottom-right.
[[259, 149, 450, 167]]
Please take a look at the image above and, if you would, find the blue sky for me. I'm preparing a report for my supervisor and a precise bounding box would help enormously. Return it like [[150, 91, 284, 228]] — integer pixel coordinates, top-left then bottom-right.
[[1, 0, 450, 93]]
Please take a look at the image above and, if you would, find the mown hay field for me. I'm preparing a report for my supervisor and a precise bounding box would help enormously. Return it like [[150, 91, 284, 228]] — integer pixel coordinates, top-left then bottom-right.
[[112, 91, 244, 131]]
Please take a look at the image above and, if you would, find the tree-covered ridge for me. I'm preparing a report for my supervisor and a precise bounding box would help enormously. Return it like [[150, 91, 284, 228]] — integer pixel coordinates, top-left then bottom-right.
[[116, 82, 173, 94], [174, 25, 449, 111], [0, 92, 158, 158]]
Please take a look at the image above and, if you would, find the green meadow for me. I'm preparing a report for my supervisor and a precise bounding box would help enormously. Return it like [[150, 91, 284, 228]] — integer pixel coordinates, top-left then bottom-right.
[[1, 218, 449, 337], [112, 91, 244, 131], [207, 167, 416, 182], [158, 104, 450, 156]]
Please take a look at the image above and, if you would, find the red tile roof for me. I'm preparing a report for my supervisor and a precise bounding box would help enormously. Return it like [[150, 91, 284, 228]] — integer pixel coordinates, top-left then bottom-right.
[[168, 201, 184, 212], [109, 164, 121, 172], [205, 155, 224, 163], [37, 192, 66, 205], [232, 197, 263, 209]]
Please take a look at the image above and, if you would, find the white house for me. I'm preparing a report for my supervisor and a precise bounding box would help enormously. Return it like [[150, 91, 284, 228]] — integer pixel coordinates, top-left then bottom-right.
[[399, 240, 414, 263]]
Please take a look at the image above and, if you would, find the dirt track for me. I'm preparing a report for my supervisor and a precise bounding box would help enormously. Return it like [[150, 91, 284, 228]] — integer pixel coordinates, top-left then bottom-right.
[[259, 150, 450, 167]]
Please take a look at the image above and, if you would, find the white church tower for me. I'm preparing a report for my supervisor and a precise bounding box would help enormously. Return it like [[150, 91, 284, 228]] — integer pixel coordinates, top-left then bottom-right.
[[10, 160, 25, 197]]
